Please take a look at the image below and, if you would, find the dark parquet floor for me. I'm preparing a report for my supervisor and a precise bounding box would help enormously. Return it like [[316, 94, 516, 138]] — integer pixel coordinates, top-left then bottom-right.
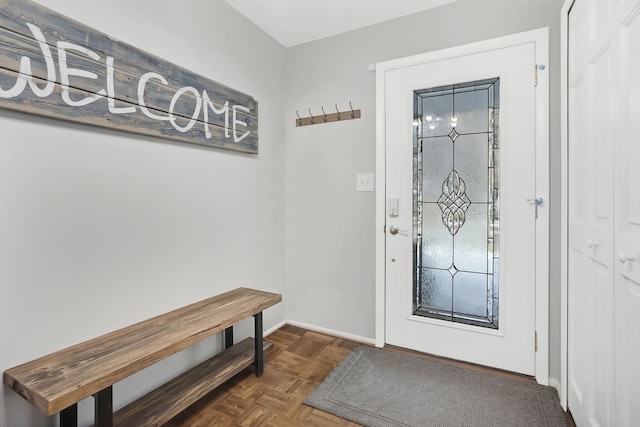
[[167, 324, 574, 427]]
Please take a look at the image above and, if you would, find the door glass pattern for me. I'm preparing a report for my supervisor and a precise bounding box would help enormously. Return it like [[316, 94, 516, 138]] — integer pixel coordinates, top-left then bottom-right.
[[413, 78, 500, 329]]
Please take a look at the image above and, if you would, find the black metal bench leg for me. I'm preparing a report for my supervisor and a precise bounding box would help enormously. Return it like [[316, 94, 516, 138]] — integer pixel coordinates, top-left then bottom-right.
[[94, 386, 113, 427], [254, 311, 264, 377], [60, 404, 78, 427], [224, 326, 234, 349]]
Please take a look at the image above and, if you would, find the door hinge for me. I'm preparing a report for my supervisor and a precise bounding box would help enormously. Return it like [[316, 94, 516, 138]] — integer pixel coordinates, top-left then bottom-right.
[[535, 331, 538, 352], [534, 64, 546, 87]]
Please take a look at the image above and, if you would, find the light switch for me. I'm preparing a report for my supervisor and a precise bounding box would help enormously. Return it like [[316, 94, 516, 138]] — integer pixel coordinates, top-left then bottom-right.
[[388, 198, 399, 216], [356, 173, 374, 192]]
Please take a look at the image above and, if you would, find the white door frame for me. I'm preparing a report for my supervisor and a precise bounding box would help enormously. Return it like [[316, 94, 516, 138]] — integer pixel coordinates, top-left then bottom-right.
[[374, 28, 550, 385], [559, 0, 572, 410]]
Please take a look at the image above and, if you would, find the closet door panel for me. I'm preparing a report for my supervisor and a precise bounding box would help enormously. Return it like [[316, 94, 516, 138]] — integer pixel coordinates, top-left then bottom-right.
[[567, 246, 588, 426], [614, 275, 640, 427], [620, 4, 640, 226], [585, 42, 615, 427], [567, 44, 590, 425], [615, 3, 640, 425], [568, 0, 616, 425], [571, 0, 640, 424], [588, 44, 614, 269]]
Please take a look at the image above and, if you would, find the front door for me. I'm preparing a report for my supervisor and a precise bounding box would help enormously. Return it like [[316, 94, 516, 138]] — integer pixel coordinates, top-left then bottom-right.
[[384, 39, 542, 376]]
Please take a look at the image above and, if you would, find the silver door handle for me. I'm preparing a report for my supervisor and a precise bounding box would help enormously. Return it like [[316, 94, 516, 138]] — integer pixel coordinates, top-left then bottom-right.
[[389, 225, 408, 235]]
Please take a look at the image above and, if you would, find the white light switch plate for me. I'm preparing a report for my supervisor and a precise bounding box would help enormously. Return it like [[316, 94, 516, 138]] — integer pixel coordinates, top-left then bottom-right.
[[356, 173, 374, 192]]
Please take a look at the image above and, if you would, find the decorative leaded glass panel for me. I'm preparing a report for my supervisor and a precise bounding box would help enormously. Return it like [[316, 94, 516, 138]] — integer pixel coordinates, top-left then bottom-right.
[[413, 78, 500, 329]]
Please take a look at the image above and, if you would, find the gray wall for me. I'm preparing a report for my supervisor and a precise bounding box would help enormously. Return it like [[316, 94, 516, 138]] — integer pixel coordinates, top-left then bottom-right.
[[285, 0, 563, 382], [0, 1, 286, 426]]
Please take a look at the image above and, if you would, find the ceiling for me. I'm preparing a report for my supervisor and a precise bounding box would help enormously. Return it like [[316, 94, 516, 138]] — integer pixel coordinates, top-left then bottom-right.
[[223, 0, 459, 47]]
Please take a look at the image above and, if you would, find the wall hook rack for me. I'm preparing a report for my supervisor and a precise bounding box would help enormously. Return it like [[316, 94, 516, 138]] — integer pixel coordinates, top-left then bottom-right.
[[296, 103, 361, 127]]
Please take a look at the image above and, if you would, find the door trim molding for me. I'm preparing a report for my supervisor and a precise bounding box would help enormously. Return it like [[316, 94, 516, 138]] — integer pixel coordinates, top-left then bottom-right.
[[374, 28, 550, 385], [559, 0, 573, 411]]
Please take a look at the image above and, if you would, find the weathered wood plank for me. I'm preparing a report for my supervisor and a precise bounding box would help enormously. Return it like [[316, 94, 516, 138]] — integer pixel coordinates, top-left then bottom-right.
[[105, 338, 274, 427], [0, 28, 258, 130], [0, 0, 258, 116], [2, 288, 282, 415], [0, 68, 258, 152], [0, 0, 259, 153]]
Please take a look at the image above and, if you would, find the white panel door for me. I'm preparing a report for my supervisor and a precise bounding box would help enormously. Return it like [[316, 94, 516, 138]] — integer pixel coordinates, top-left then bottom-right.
[[568, 0, 640, 425], [385, 42, 539, 376], [615, 0, 640, 424], [567, 1, 616, 425]]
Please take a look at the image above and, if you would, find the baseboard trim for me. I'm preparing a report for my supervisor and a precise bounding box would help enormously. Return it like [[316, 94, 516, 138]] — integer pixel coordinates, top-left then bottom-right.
[[549, 377, 562, 398], [265, 320, 287, 337], [284, 320, 376, 345]]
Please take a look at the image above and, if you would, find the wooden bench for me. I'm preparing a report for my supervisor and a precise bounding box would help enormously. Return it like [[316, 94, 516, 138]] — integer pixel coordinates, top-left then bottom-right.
[[3, 287, 282, 427]]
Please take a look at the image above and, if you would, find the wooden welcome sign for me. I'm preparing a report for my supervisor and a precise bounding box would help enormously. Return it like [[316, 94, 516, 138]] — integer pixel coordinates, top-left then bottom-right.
[[0, 0, 258, 153]]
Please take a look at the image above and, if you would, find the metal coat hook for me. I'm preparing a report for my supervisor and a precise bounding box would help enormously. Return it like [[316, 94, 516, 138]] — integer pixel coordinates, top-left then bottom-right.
[[295, 103, 361, 127]]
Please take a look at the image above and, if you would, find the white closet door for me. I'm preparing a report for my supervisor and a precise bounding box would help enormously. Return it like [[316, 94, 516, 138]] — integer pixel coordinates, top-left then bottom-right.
[[615, 0, 640, 424], [567, 0, 615, 425], [569, 0, 640, 425]]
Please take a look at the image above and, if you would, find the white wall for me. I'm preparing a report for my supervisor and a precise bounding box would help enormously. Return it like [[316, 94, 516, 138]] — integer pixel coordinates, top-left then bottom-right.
[[0, 1, 287, 426], [285, 0, 563, 380]]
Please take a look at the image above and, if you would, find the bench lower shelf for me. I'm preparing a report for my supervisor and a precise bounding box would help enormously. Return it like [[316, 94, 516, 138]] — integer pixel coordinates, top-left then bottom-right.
[[105, 337, 273, 427]]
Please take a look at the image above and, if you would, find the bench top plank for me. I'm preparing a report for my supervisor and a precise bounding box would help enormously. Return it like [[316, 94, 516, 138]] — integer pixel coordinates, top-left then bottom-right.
[[2, 287, 281, 415]]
